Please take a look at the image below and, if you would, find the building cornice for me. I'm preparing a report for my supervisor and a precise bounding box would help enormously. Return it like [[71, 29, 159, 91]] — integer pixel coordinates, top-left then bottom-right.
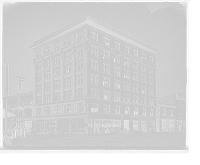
[[30, 16, 159, 55]]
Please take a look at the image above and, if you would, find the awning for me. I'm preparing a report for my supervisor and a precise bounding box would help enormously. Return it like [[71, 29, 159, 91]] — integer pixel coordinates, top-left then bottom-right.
[[3, 109, 15, 118]]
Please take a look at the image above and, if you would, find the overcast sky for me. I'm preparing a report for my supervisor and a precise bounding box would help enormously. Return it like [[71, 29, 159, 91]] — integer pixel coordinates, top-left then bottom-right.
[[3, 2, 187, 97]]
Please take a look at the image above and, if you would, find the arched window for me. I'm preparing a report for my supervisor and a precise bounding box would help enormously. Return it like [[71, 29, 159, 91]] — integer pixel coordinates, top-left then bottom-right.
[[124, 106, 130, 114]]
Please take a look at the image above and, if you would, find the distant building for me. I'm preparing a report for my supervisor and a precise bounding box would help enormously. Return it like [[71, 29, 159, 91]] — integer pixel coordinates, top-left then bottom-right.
[[30, 16, 158, 135], [3, 92, 34, 135], [156, 93, 186, 132]]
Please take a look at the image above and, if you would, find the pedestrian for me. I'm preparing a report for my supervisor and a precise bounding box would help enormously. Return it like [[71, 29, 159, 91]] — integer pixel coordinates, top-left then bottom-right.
[[100, 127, 104, 136], [19, 127, 22, 137], [23, 127, 26, 137], [14, 127, 17, 138], [10, 128, 15, 140]]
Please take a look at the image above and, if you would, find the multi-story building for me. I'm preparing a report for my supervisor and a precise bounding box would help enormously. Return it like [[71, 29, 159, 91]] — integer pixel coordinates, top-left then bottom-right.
[[30, 16, 158, 135], [156, 98, 176, 132], [3, 92, 34, 136], [156, 93, 186, 132]]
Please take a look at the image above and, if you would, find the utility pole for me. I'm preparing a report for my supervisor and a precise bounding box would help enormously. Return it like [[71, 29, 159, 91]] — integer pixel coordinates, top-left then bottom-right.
[[16, 76, 25, 137], [5, 65, 8, 131]]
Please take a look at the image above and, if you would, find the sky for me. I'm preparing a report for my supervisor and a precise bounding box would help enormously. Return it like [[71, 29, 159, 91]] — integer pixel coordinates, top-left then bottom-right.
[[2, 2, 187, 97]]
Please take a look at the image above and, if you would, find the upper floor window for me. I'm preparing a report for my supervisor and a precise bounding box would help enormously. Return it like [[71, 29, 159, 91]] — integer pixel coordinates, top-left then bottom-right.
[[76, 31, 83, 41], [91, 32, 98, 41], [44, 71, 50, 80], [36, 73, 42, 82], [76, 74, 84, 86], [132, 61, 138, 70], [141, 63, 146, 72], [76, 60, 84, 72], [90, 74, 98, 85], [141, 74, 146, 83], [115, 105, 120, 114], [114, 42, 120, 50], [65, 64, 72, 74], [133, 107, 139, 115], [142, 108, 146, 116], [90, 60, 98, 71], [114, 79, 120, 89], [150, 109, 154, 116], [91, 45, 98, 58], [103, 90, 110, 100], [36, 107, 42, 116], [133, 95, 139, 104], [76, 47, 83, 58], [54, 105, 62, 115], [149, 98, 154, 106], [91, 103, 98, 113], [103, 63, 110, 74], [133, 84, 138, 93], [65, 51, 73, 61], [114, 67, 120, 77], [90, 88, 99, 99], [114, 54, 120, 64], [133, 50, 138, 58], [36, 61, 42, 72], [54, 80, 61, 90], [149, 56, 154, 63], [124, 82, 130, 91], [103, 37, 110, 46], [124, 94, 130, 103], [76, 88, 84, 99], [124, 57, 130, 67], [44, 94, 51, 104], [103, 77, 110, 87], [125, 106, 130, 115], [149, 76, 154, 85], [141, 53, 146, 60], [44, 58, 51, 69], [103, 104, 110, 113], [53, 92, 60, 102], [44, 106, 51, 115], [124, 69, 130, 79], [125, 46, 130, 54], [149, 66, 154, 74], [163, 108, 167, 116], [45, 82, 51, 92], [64, 90, 72, 101], [133, 72, 138, 81], [103, 50, 110, 60], [36, 50, 42, 59], [54, 67, 60, 77], [149, 87, 154, 96], [114, 92, 120, 101], [65, 77, 72, 88], [54, 55, 60, 65], [141, 97, 146, 105], [141, 86, 146, 95]]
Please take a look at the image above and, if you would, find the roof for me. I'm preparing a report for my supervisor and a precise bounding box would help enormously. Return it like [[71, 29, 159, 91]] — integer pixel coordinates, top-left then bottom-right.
[[30, 16, 158, 54]]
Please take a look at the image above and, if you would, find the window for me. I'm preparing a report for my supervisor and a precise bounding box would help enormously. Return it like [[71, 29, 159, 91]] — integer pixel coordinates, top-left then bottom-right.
[[141, 97, 146, 105], [54, 80, 60, 90], [133, 72, 138, 81], [163, 108, 167, 116], [149, 56, 154, 63], [44, 71, 50, 80], [103, 37, 110, 46], [133, 50, 138, 57], [90, 60, 98, 71], [124, 69, 130, 79], [64, 90, 72, 101], [90, 74, 98, 85], [64, 104, 72, 114], [76, 47, 83, 58], [103, 77, 110, 87], [44, 94, 51, 103], [64, 36, 72, 46], [76, 88, 84, 99], [124, 57, 130, 67], [142, 108, 146, 115], [76, 31, 83, 42], [132, 61, 138, 70], [103, 90, 110, 100], [91, 32, 98, 41], [65, 51, 73, 61], [149, 98, 154, 105], [44, 58, 51, 69], [91, 103, 98, 112], [124, 82, 130, 91], [170, 109, 174, 117], [115, 105, 120, 114], [54, 68, 60, 77], [103, 104, 110, 113], [149, 66, 153, 74], [65, 64, 72, 74], [36, 107, 42, 116], [150, 109, 154, 116], [103, 50, 110, 60], [114, 79, 120, 89], [125, 46, 129, 54], [114, 54, 120, 63], [36, 96, 42, 104], [36, 84, 42, 94], [141, 53, 146, 60], [53, 92, 60, 102], [45, 82, 51, 92], [149, 76, 154, 84], [103, 63, 110, 74], [141, 75, 146, 83], [54, 55, 60, 65], [91, 88, 99, 99], [76, 74, 84, 86], [36, 73, 42, 82], [133, 84, 138, 93], [44, 107, 50, 115], [133, 95, 139, 103], [54, 41, 60, 50], [133, 107, 139, 115], [76, 103, 83, 112], [141, 86, 146, 95], [91, 45, 98, 58], [55, 105, 62, 114], [36, 50, 42, 58], [141, 63, 146, 72], [36, 61, 42, 72], [114, 92, 120, 101], [149, 87, 154, 96], [125, 106, 130, 115], [44, 46, 50, 54], [64, 77, 72, 88], [114, 67, 120, 77], [76, 60, 84, 72], [114, 42, 120, 50], [124, 94, 130, 103]]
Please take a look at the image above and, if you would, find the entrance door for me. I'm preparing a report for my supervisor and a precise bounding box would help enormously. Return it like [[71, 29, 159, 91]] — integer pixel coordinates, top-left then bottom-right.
[[124, 120, 129, 132]]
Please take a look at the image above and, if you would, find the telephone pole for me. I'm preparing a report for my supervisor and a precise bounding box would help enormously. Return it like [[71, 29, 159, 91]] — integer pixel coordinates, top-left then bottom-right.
[[16, 76, 25, 135]]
